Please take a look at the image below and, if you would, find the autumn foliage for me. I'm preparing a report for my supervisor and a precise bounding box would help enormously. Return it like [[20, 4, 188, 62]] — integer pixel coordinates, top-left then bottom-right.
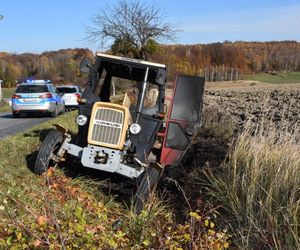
[[1, 41, 300, 85], [0, 48, 93, 87], [150, 41, 300, 81]]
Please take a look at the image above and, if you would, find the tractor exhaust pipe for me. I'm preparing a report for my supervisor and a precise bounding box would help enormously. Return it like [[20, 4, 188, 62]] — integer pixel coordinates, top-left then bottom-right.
[[136, 67, 149, 123]]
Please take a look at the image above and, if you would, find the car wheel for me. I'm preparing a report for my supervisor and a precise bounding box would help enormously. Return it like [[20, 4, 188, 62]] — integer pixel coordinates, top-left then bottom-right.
[[50, 105, 58, 117], [34, 129, 64, 175], [60, 105, 65, 114], [12, 112, 20, 118], [134, 166, 162, 213]]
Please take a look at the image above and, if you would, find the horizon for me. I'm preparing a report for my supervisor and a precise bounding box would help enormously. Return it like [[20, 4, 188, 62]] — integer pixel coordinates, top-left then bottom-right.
[[1, 0, 300, 54], [1, 40, 300, 55]]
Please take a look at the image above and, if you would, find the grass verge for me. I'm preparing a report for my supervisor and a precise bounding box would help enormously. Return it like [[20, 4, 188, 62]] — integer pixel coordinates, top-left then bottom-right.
[[197, 120, 300, 249], [0, 88, 15, 112], [0, 111, 230, 249], [0, 101, 10, 112], [1, 88, 16, 99]]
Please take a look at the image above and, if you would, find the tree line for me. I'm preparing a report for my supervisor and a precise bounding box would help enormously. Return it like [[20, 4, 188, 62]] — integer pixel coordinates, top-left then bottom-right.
[[150, 41, 300, 81], [0, 48, 93, 87], [1, 41, 300, 86]]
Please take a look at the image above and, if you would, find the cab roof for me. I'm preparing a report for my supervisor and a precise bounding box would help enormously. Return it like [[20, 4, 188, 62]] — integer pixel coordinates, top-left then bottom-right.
[[95, 52, 167, 85]]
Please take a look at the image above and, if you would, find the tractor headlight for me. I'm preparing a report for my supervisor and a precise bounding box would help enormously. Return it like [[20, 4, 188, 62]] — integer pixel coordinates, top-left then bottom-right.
[[76, 115, 87, 126], [129, 123, 141, 134]]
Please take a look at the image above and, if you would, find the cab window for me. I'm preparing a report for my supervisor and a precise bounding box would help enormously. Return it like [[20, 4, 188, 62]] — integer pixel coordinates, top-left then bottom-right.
[[16, 85, 48, 93]]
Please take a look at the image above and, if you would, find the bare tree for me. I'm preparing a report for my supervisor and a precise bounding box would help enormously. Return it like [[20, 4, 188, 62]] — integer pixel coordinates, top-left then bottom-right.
[[86, 0, 178, 59]]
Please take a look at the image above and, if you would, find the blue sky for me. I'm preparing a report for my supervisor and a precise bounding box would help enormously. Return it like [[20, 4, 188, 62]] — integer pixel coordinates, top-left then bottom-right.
[[1, 0, 300, 53]]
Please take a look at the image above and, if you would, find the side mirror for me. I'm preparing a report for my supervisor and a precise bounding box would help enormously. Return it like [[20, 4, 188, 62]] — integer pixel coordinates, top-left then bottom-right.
[[80, 57, 93, 73]]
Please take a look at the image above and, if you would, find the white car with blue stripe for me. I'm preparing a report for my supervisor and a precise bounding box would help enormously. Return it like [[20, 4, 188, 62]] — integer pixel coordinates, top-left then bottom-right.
[[11, 80, 65, 118]]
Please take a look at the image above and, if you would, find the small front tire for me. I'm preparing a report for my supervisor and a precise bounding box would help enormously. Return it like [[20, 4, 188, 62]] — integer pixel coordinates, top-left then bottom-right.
[[134, 166, 162, 213], [34, 129, 64, 175]]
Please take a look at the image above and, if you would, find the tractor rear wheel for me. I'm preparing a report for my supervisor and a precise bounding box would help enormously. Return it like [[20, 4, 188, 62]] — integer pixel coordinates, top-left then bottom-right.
[[34, 129, 63, 175], [134, 166, 162, 213]]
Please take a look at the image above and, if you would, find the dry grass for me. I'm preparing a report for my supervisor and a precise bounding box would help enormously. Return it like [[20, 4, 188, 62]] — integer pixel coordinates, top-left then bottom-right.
[[198, 119, 300, 249]]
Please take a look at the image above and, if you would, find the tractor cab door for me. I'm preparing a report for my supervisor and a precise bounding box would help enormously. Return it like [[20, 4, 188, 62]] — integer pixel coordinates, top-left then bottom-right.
[[160, 75, 205, 166]]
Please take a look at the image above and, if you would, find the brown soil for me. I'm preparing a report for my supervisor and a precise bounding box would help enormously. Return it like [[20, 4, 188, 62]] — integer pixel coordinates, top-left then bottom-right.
[[205, 81, 300, 131]]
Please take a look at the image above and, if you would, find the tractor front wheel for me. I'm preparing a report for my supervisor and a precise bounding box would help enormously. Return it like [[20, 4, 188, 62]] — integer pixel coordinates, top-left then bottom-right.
[[134, 166, 162, 213], [34, 129, 64, 175]]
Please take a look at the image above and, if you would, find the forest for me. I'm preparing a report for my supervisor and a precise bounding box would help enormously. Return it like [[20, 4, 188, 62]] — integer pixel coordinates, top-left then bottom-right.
[[1, 41, 300, 86], [0, 48, 93, 87], [151, 41, 300, 81]]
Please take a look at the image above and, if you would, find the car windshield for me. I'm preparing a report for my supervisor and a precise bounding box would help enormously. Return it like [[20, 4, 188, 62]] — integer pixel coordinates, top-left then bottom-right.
[[16, 85, 48, 93], [57, 87, 77, 94]]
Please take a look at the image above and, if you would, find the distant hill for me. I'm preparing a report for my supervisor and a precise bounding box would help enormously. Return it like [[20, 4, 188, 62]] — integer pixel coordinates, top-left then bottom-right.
[[1, 42, 300, 84]]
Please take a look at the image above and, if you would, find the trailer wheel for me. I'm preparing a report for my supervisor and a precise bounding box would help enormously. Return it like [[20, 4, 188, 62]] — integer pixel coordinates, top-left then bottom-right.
[[34, 129, 63, 175], [134, 166, 162, 213]]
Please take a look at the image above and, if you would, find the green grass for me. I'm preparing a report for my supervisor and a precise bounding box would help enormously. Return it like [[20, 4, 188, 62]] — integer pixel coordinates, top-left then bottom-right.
[[0, 111, 230, 249], [0, 101, 10, 112], [245, 72, 300, 84], [0, 88, 14, 113], [0, 111, 78, 196], [1, 88, 16, 99]]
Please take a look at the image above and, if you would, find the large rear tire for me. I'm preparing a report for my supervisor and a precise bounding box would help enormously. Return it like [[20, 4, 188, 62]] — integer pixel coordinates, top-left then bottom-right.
[[34, 129, 63, 175], [134, 166, 162, 213]]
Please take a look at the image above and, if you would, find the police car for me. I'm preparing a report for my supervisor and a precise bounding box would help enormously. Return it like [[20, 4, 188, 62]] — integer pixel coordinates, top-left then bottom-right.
[[11, 80, 65, 118]]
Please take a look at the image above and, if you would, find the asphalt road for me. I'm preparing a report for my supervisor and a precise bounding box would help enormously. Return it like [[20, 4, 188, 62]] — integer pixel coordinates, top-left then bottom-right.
[[0, 111, 52, 139]]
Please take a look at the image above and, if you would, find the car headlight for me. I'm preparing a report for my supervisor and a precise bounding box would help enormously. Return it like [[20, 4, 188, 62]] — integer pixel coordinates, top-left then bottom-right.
[[76, 115, 88, 126], [129, 123, 141, 134]]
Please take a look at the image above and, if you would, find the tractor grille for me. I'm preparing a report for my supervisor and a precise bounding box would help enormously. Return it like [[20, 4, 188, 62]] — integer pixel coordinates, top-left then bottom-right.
[[91, 108, 124, 146]]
